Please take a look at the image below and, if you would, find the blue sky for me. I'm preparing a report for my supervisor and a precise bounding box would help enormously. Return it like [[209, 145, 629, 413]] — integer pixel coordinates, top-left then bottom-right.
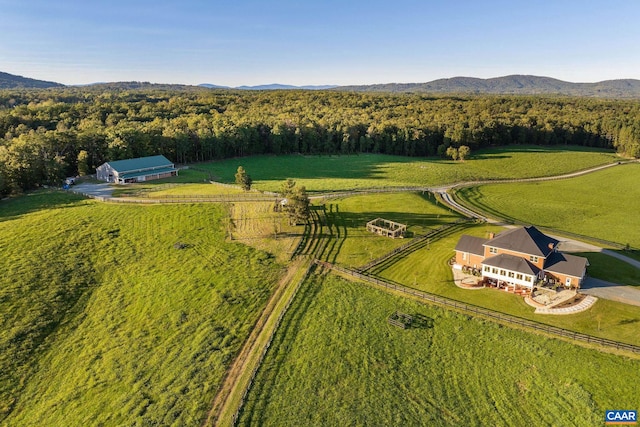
[[1, 0, 639, 86]]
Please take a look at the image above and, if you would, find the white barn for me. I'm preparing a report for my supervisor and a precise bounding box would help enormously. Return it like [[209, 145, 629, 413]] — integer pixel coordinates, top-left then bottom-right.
[[96, 155, 178, 184]]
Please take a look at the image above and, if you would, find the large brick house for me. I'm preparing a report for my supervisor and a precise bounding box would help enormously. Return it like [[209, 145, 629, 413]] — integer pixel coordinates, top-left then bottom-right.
[[454, 226, 589, 289]]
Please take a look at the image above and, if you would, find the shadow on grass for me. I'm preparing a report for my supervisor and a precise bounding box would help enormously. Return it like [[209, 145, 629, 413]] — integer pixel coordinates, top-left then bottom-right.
[[0, 190, 87, 223], [411, 313, 435, 329], [612, 249, 640, 263]]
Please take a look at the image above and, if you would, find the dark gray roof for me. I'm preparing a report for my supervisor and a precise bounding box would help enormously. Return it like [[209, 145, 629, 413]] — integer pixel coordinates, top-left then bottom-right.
[[485, 226, 558, 258], [454, 235, 488, 256], [482, 253, 540, 276], [106, 155, 174, 173], [544, 252, 589, 278]]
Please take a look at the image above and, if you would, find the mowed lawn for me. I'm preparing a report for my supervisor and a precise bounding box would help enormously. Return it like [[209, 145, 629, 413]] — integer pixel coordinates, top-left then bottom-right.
[[0, 192, 283, 426], [324, 192, 463, 267], [456, 163, 640, 248], [239, 274, 640, 427], [190, 146, 618, 192], [375, 223, 640, 346]]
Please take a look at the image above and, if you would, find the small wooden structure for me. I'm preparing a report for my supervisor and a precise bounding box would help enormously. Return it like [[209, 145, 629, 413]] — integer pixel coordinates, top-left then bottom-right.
[[366, 218, 407, 238], [388, 311, 413, 329]]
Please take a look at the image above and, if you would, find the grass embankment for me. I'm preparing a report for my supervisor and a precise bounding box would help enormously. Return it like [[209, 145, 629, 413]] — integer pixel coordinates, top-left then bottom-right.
[[186, 146, 618, 192], [456, 163, 640, 248], [0, 191, 283, 426], [239, 274, 640, 426]]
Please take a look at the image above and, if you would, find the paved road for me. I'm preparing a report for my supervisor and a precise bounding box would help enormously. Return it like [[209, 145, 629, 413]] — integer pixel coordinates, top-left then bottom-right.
[[581, 277, 640, 307], [70, 182, 115, 199]]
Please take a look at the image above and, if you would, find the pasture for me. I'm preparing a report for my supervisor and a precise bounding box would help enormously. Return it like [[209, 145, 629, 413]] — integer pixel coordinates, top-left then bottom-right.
[[186, 146, 618, 192], [322, 192, 462, 266], [456, 163, 640, 248], [0, 192, 283, 426], [239, 274, 640, 426]]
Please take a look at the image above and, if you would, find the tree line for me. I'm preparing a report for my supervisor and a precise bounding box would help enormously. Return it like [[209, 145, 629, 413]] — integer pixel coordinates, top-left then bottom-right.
[[1, 87, 639, 195]]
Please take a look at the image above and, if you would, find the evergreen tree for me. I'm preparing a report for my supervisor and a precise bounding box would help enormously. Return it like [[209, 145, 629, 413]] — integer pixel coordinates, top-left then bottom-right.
[[279, 178, 310, 224], [234, 166, 252, 191]]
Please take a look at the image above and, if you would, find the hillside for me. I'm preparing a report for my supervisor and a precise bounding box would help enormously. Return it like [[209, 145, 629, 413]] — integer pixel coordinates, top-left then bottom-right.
[[0, 71, 64, 89], [337, 75, 640, 98], [0, 193, 282, 425]]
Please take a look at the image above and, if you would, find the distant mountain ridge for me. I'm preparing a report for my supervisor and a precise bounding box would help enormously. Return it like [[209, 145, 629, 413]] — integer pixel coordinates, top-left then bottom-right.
[[337, 75, 640, 98], [0, 71, 64, 89], [2, 70, 640, 97]]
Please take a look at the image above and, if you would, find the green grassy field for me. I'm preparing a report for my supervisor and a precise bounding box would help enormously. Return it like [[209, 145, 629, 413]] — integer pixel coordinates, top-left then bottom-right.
[[322, 192, 463, 266], [239, 274, 640, 426], [456, 163, 640, 248], [374, 223, 640, 346], [186, 146, 619, 192], [576, 252, 640, 287], [0, 191, 283, 426], [310, 192, 640, 344]]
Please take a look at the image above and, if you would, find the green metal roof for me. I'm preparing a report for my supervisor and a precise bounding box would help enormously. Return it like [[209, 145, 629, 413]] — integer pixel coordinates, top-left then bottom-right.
[[107, 155, 173, 173], [119, 167, 178, 180]]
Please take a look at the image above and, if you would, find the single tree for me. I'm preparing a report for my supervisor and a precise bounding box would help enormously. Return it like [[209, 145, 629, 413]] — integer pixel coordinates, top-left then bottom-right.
[[235, 166, 252, 191], [279, 178, 296, 200], [446, 146, 459, 161], [289, 185, 311, 225], [458, 145, 471, 161], [279, 179, 310, 225]]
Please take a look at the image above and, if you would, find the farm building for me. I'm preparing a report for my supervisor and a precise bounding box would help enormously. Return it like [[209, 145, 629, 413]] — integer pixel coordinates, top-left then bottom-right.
[[454, 226, 589, 290], [366, 218, 407, 238], [96, 155, 178, 184]]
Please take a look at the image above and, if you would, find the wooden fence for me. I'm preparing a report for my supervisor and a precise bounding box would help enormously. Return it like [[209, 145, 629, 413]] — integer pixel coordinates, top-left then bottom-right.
[[358, 218, 470, 272], [316, 261, 640, 354]]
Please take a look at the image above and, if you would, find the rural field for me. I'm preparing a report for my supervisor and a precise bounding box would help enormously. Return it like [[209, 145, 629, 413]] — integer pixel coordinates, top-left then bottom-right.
[[178, 145, 619, 192], [456, 163, 640, 248], [320, 192, 463, 266], [239, 274, 640, 426], [2, 145, 639, 426], [0, 192, 284, 426]]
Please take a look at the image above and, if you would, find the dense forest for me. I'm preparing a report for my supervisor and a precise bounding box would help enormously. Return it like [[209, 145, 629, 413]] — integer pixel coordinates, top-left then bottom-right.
[[1, 87, 639, 195]]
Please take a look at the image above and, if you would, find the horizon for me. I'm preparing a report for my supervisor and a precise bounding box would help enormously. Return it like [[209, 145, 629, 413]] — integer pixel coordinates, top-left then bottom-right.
[[1, 1, 639, 86], [6, 72, 640, 88]]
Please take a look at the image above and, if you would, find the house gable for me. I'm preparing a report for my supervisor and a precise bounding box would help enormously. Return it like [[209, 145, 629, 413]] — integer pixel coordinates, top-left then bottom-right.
[[484, 226, 558, 258]]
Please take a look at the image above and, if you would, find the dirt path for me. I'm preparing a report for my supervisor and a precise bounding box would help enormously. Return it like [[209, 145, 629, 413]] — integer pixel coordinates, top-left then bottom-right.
[[201, 258, 306, 427]]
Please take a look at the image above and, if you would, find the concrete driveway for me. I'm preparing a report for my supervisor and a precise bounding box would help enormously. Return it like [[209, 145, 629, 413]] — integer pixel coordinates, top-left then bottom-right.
[[581, 277, 640, 307]]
